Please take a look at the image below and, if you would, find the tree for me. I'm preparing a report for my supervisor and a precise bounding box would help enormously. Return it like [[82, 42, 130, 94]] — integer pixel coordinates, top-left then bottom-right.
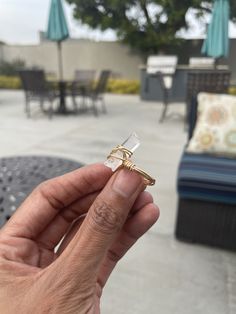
[[66, 0, 236, 56]]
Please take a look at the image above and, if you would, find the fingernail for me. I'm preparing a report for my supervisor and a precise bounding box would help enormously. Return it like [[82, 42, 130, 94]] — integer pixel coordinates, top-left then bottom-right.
[[112, 169, 142, 198]]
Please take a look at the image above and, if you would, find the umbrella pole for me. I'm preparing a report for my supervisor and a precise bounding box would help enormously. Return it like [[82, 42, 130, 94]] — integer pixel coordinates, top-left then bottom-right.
[[57, 41, 63, 81], [57, 41, 67, 113], [214, 57, 220, 69]]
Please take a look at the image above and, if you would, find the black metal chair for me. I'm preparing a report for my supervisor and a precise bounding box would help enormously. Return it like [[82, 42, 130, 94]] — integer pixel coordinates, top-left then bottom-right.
[[86, 70, 111, 116], [146, 55, 178, 122], [154, 72, 173, 122], [19, 70, 58, 119], [71, 70, 96, 111]]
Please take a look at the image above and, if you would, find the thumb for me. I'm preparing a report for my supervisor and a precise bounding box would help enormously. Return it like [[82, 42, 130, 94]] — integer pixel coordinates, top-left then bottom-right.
[[59, 168, 144, 273]]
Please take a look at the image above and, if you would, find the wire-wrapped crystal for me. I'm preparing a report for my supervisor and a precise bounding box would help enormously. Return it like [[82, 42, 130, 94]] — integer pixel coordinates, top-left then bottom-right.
[[104, 132, 140, 171]]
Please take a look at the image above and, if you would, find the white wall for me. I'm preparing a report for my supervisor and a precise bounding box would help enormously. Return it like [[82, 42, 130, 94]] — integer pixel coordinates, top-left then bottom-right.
[[2, 40, 143, 80]]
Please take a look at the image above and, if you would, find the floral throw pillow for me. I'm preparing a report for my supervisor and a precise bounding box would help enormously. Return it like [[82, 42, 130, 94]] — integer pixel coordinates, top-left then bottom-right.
[[187, 93, 236, 156]]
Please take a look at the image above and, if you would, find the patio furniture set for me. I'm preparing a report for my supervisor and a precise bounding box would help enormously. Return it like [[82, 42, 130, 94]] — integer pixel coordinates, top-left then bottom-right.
[[142, 55, 236, 251], [18, 69, 111, 119]]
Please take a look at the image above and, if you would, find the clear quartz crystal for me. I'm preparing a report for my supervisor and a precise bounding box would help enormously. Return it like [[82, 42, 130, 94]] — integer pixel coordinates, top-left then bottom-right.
[[121, 132, 140, 153], [104, 132, 140, 172]]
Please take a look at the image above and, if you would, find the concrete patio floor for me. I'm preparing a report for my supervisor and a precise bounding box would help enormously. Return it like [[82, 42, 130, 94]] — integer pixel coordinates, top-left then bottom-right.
[[0, 90, 236, 314]]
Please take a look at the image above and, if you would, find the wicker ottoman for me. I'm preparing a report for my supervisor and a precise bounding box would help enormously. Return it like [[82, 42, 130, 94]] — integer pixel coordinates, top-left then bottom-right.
[[176, 152, 236, 251]]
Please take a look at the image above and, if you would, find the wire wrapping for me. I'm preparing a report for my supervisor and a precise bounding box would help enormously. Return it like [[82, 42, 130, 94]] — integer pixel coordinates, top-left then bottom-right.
[[107, 145, 155, 186]]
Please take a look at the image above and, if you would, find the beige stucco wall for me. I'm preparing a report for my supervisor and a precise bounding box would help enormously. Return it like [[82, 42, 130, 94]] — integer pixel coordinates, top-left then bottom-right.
[[2, 40, 143, 80], [3, 39, 236, 81]]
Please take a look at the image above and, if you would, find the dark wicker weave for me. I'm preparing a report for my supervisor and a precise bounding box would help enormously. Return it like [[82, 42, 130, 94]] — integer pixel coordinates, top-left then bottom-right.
[[19, 70, 58, 119], [187, 69, 230, 98], [186, 69, 231, 123], [0, 156, 83, 228], [175, 83, 236, 251], [175, 199, 236, 251]]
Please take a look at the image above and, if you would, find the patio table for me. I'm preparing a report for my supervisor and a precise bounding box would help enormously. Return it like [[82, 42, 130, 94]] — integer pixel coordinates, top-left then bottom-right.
[[52, 80, 89, 114], [0, 156, 83, 227], [54, 80, 74, 114]]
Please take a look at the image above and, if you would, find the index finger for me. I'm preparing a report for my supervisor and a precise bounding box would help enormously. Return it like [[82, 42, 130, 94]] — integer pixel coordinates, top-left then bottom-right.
[[3, 163, 112, 239]]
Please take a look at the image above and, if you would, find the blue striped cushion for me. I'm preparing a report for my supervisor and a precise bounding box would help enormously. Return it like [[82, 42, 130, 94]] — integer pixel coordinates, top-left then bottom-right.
[[178, 152, 236, 204]]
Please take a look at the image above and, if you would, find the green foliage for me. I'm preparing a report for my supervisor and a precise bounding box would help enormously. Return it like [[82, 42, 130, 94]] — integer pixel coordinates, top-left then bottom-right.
[[229, 86, 236, 96], [0, 59, 26, 76], [106, 79, 140, 94], [0, 76, 21, 89], [231, 0, 236, 22], [66, 0, 236, 56], [0, 76, 139, 94]]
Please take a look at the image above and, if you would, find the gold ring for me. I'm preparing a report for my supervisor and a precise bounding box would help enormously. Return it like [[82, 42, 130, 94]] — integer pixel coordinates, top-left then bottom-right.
[[107, 146, 156, 186]]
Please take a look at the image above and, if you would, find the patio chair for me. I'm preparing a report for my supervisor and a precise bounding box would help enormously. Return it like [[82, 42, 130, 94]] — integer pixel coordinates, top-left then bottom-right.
[[185, 69, 230, 126], [19, 70, 58, 119], [71, 70, 96, 111], [81, 70, 111, 116], [146, 55, 178, 122], [175, 91, 236, 252]]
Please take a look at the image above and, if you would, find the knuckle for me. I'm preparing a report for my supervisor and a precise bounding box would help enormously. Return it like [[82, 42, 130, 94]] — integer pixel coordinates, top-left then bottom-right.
[[89, 198, 124, 234], [37, 179, 65, 210], [106, 248, 122, 263], [36, 180, 51, 197]]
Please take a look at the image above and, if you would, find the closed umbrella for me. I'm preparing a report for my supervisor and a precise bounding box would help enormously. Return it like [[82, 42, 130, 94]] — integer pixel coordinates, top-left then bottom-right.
[[201, 0, 230, 58], [46, 0, 69, 80]]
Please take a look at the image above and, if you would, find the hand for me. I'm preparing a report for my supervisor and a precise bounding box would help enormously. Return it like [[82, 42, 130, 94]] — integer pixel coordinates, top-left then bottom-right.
[[0, 163, 159, 313]]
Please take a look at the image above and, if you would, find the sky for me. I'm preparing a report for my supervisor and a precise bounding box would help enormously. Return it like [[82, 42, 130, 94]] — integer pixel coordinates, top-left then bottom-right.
[[0, 0, 235, 45]]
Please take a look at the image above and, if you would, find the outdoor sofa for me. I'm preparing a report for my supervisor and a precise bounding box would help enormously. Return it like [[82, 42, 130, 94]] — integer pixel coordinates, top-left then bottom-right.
[[175, 94, 236, 251]]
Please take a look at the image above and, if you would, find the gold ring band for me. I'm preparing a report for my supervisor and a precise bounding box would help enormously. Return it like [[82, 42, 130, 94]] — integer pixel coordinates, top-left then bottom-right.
[[132, 165, 156, 186], [123, 159, 155, 186], [107, 145, 156, 186]]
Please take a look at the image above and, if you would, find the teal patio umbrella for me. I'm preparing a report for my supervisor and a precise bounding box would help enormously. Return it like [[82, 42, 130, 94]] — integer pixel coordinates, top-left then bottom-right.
[[201, 0, 230, 58], [46, 0, 69, 80]]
